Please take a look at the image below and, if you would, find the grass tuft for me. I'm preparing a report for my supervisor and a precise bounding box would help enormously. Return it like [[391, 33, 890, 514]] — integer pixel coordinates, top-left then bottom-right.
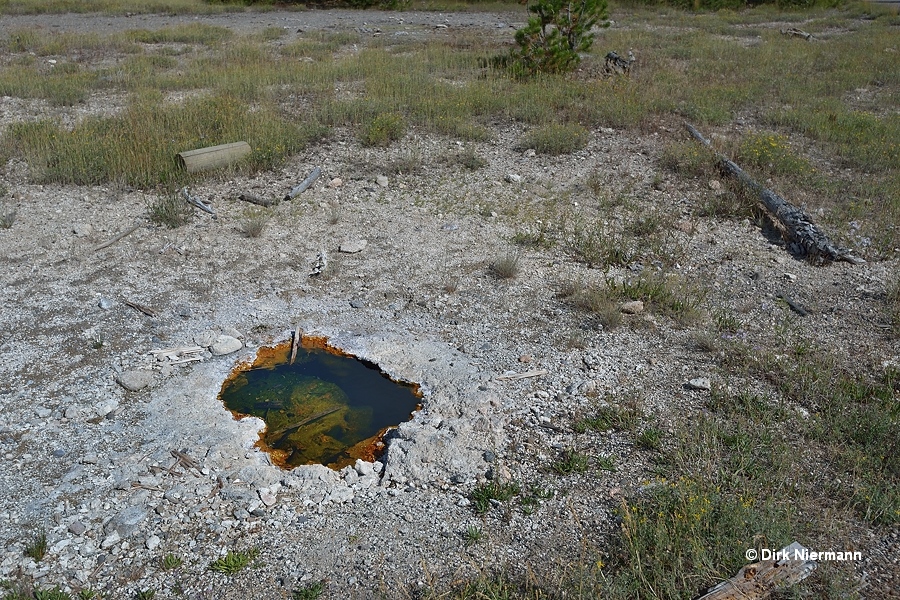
[[208, 548, 260, 575], [463, 525, 483, 547], [24, 528, 47, 562], [490, 252, 520, 280], [160, 554, 183, 571], [551, 449, 590, 475], [360, 112, 405, 147], [292, 581, 324, 600], [470, 481, 521, 514], [239, 207, 270, 238], [147, 193, 193, 229]]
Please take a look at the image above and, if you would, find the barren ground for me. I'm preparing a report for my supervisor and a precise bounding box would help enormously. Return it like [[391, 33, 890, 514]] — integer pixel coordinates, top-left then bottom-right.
[[0, 7, 897, 600]]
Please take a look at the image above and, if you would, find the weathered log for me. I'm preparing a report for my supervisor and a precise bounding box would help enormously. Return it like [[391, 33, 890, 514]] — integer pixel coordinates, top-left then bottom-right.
[[284, 166, 322, 201], [181, 187, 216, 216], [781, 27, 813, 41], [684, 122, 863, 265], [697, 541, 817, 600], [290, 324, 302, 365], [176, 141, 251, 173], [238, 192, 277, 207], [605, 50, 635, 75]]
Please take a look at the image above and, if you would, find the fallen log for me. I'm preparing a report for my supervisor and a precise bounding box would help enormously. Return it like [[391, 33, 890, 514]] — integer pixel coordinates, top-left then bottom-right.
[[284, 166, 322, 201], [684, 122, 863, 265], [697, 541, 816, 600], [238, 192, 277, 207], [781, 27, 814, 41], [181, 187, 216, 216], [496, 369, 549, 381]]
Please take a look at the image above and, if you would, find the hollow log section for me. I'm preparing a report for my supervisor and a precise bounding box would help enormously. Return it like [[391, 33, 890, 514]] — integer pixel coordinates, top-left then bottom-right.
[[697, 541, 816, 600], [684, 122, 863, 265], [176, 141, 251, 173]]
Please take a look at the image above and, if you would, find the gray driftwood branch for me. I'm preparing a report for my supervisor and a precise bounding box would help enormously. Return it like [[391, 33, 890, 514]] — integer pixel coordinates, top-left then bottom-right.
[[684, 122, 863, 265]]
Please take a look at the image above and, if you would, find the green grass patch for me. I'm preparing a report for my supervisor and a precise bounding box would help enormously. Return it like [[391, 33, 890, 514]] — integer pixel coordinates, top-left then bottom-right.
[[518, 123, 589, 155], [470, 481, 521, 514], [208, 548, 260, 575], [551, 449, 591, 475], [360, 112, 406, 147], [125, 23, 233, 45], [2, 93, 325, 188]]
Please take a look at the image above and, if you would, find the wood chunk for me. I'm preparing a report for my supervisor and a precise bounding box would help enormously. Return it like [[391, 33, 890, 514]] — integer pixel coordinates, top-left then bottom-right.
[[698, 541, 817, 599]]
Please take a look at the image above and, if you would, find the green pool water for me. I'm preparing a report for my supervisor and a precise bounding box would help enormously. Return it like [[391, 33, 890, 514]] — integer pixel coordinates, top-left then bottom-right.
[[220, 344, 420, 469]]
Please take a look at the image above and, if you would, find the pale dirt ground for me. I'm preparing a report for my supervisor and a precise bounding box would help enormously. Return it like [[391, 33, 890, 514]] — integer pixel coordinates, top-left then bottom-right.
[[0, 7, 898, 600]]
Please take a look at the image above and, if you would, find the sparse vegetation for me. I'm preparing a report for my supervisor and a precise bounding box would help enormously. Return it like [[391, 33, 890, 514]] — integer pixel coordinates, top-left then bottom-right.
[[635, 426, 662, 451], [470, 481, 521, 514], [147, 193, 193, 229], [551, 449, 590, 475], [208, 548, 260, 575], [239, 207, 270, 238], [24, 528, 47, 561], [33, 588, 70, 600], [292, 581, 324, 600], [490, 252, 520, 280], [360, 112, 405, 147], [464, 525, 483, 546], [0, 5, 897, 600], [518, 123, 589, 156], [134, 590, 155, 600], [161, 553, 183, 571]]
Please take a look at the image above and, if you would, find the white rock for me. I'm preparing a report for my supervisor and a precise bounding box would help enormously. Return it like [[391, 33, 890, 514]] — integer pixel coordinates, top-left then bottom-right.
[[73, 223, 93, 237], [100, 531, 120, 549], [505, 173, 522, 184], [258, 488, 277, 507], [687, 377, 712, 391], [115, 369, 154, 392], [354, 459, 375, 477], [35, 407, 51, 419], [210, 335, 242, 356], [621, 300, 645, 315], [376, 175, 389, 187], [145, 535, 160, 551], [94, 399, 119, 418], [339, 239, 368, 254]]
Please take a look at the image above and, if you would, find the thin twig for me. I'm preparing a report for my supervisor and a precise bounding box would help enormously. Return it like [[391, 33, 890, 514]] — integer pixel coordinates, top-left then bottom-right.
[[123, 299, 158, 317], [92, 224, 140, 252]]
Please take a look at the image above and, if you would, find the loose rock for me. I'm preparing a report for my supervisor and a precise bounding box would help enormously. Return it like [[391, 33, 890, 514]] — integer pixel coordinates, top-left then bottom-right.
[[115, 369, 154, 392], [621, 300, 645, 315], [339, 239, 368, 254], [210, 335, 242, 356], [687, 377, 712, 391]]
